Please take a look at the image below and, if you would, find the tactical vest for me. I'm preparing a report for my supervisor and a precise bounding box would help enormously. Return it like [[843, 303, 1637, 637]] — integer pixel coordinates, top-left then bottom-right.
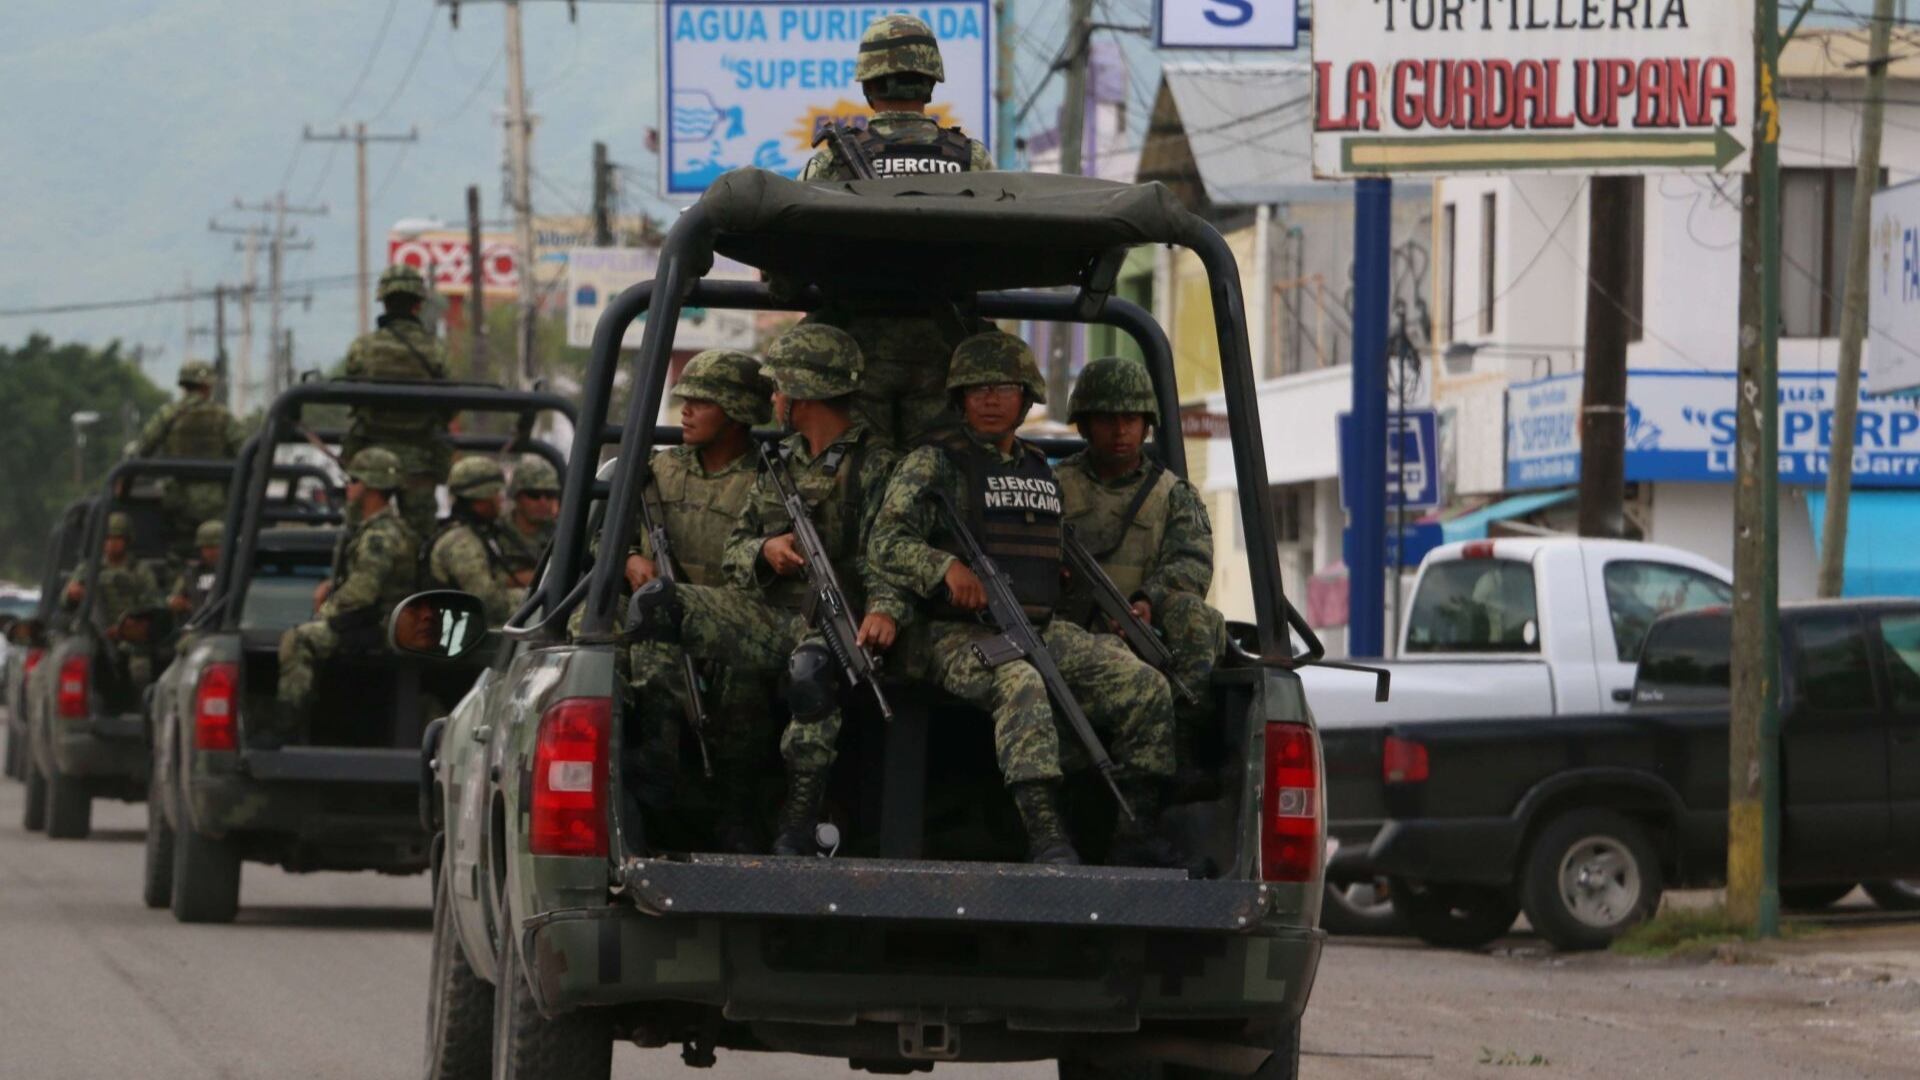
[[757, 436, 869, 614], [846, 124, 975, 178], [1058, 459, 1174, 601], [648, 447, 754, 587], [934, 434, 1063, 620], [425, 511, 512, 590], [498, 515, 551, 574], [158, 399, 235, 459], [348, 318, 446, 441]]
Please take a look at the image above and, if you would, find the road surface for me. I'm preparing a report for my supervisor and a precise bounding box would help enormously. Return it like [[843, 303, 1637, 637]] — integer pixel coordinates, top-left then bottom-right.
[[3, 783, 1917, 1079]]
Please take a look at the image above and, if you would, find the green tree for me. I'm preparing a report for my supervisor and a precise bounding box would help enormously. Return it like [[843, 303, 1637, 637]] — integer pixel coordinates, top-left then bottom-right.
[[0, 335, 167, 582]]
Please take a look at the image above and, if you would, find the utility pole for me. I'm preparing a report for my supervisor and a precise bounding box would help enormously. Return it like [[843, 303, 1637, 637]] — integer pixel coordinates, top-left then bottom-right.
[[592, 141, 614, 246], [995, 0, 1018, 168], [468, 184, 488, 383], [1046, 0, 1095, 411], [303, 122, 419, 336], [238, 234, 258, 414], [1729, 0, 1784, 937], [1577, 178, 1633, 538], [1349, 178, 1393, 658], [505, 0, 538, 388], [1819, 0, 1896, 598], [182, 272, 194, 370], [226, 195, 324, 397], [190, 287, 243, 405]]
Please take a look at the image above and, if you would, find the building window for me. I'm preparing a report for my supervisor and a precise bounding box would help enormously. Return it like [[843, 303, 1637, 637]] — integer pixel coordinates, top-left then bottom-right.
[[1272, 483, 1309, 545], [1782, 167, 1883, 338], [1441, 203, 1457, 345], [1480, 192, 1497, 336]]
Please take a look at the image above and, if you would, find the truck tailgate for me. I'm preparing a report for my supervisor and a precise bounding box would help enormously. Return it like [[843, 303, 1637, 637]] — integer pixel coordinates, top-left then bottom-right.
[[242, 746, 417, 784]]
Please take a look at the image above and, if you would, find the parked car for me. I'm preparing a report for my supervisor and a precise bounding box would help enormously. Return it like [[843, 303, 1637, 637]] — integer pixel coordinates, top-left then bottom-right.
[[417, 170, 1327, 1080], [1306, 537, 1732, 932], [1366, 599, 1920, 950]]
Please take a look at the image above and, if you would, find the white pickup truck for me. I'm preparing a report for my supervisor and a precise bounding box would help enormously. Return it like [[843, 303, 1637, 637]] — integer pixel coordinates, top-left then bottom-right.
[[1305, 536, 1734, 931]]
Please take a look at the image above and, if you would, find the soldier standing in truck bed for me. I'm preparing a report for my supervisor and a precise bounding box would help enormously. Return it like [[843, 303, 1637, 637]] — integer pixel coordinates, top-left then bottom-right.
[[129, 360, 245, 550], [341, 265, 451, 540]]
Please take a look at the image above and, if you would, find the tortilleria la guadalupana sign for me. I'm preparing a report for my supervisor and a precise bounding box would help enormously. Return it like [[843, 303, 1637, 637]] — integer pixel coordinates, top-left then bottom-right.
[[1311, 0, 1753, 177]]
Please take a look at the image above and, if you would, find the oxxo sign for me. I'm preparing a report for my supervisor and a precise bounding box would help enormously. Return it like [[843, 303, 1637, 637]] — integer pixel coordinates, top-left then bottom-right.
[[1312, 0, 1753, 176]]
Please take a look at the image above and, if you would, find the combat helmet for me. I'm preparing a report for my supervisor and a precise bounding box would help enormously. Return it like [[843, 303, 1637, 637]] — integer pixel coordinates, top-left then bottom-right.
[[1068, 356, 1158, 423], [377, 264, 429, 301], [177, 360, 217, 389], [346, 447, 404, 491], [857, 14, 944, 96], [947, 331, 1047, 404], [194, 520, 225, 549], [448, 456, 506, 501], [764, 325, 863, 401], [671, 349, 774, 426], [507, 455, 561, 498], [105, 512, 133, 539]]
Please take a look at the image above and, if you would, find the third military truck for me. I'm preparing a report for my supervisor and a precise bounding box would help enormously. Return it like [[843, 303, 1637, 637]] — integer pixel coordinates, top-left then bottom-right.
[[414, 171, 1332, 1080]]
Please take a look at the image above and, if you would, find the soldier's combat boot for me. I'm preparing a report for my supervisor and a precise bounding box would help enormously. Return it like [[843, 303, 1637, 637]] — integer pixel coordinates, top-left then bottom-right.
[[625, 578, 686, 644], [1010, 780, 1080, 866], [770, 769, 830, 856], [1108, 780, 1185, 869]]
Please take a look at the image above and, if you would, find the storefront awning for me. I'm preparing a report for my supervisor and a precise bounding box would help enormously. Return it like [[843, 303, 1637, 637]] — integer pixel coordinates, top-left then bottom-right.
[[1806, 491, 1920, 597], [1440, 488, 1576, 543]]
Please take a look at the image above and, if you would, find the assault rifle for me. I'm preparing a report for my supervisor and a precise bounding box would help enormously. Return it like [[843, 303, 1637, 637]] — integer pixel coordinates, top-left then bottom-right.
[[932, 493, 1135, 821], [758, 442, 894, 721], [812, 121, 877, 180], [635, 485, 714, 777], [1062, 525, 1200, 705]]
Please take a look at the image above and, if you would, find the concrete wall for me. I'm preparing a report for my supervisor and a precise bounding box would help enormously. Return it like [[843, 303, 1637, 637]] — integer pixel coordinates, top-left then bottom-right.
[[1646, 483, 1818, 602]]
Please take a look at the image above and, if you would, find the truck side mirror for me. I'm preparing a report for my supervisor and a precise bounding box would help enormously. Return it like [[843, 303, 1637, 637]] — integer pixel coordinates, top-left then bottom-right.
[[388, 591, 489, 660]]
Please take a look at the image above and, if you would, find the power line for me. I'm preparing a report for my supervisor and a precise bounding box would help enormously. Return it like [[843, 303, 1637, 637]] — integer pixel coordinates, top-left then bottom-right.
[[333, 0, 404, 116], [0, 273, 365, 319], [372, 6, 440, 122]]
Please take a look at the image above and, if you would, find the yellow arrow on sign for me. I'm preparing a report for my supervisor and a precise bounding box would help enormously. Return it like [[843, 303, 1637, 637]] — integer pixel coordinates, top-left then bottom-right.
[[1340, 128, 1746, 173]]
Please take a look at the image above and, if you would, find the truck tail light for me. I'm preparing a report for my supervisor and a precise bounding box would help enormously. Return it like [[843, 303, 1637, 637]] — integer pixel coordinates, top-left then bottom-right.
[[1461, 541, 1496, 559], [1261, 722, 1322, 883], [56, 655, 89, 719], [530, 696, 611, 858], [1382, 734, 1430, 784], [24, 648, 45, 675], [194, 663, 239, 751]]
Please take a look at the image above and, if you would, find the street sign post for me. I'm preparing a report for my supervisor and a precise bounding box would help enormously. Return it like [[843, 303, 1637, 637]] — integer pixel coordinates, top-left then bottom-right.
[[1339, 408, 1440, 513], [1310, 1, 1754, 177]]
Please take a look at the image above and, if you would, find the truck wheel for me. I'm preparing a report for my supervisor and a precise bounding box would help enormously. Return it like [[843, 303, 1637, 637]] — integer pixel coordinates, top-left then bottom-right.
[[171, 822, 241, 924], [22, 757, 47, 832], [141, 761, 175, 909], [1780, 883, 1854, 911], [426, 861, 494, 1080], [43, 762, 92, 839], [1864, 881, 1920, 912], [1320, 879, 1408, 936], [491, 923, 611, 1080], [1520, 809, 1664, 951], [1389, 878, 1518, 949]]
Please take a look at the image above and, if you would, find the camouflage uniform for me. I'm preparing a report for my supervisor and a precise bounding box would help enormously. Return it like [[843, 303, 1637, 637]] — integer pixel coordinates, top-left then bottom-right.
[[130, 361, 244, 542], [869, 333, 1174, 864], [797, 15, 993, 448], [427, 458, 523, 625], [168, 519, 225, 614], [1059, 356, 1226, 700], [274, 449, 419, 742], [501, 455, 561, 572], [64, 513, 162, 689], [341, 266, 451, 540]]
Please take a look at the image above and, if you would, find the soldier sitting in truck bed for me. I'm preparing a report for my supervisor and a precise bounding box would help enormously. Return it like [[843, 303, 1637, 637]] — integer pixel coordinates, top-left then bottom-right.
[[62, 512, 163, 690]]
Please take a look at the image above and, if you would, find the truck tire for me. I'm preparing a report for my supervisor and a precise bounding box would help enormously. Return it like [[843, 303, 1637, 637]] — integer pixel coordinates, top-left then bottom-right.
[[1780, 883, 1855, 911], [22, 757, 47, 832], [43, 762, 92, 839], [491, 921, 612, 1080], [1864, 881, 1920, 912], [1389, 878, 1519, 949], [141, 761, 175, 909], [425, 862, 494, 1080], [1519, 809, 1664, 951], [171, 822, 241, 924], [1320, 879, 1408, 936]]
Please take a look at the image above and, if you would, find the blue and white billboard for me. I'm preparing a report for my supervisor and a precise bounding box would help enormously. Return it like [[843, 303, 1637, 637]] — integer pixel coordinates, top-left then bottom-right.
[[1869, 178, 1920, 396], [1506, 369, 1920, 490], [660, 1, 996, 196]]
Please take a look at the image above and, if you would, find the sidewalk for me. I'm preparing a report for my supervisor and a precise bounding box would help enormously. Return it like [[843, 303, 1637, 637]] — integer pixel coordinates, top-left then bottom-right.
[[1727, 917, 1920, 987]]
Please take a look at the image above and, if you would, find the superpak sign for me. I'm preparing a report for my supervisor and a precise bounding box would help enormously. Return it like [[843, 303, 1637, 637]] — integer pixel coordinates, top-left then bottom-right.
[[1312, 0, 1752, 177]]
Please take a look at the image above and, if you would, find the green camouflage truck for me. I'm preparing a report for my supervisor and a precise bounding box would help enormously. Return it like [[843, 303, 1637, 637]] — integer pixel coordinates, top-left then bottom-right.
[[414, 172, 1338, 1080], [9, 498, 92, 800], [142, 383, 573, 922]]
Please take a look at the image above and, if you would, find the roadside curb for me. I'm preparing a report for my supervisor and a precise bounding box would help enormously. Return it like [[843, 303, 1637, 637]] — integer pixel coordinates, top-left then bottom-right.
[[1713, 922, 1920, 989]]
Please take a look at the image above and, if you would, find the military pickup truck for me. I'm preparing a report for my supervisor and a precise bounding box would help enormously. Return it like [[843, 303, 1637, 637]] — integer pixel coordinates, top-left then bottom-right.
[[1368, 599, 1920, 949], [6, 499, 89, 793], [143, 382, 573, 923], [413, 171, 1330, 1080]]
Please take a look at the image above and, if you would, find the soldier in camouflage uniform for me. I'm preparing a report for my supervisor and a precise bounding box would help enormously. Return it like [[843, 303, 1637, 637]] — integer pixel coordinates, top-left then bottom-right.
[[798, 14, 995, 448], [502, 455, 561, 574], [63, 512, 163, 689], [627, 326, 906, 856], [129, 360, 245, 548], [427, 457, 525, 626], [620, 350, 773, 849], [273, 448, 419, 746], [167, 519, 224, 615], [869, 332, 1177, 867], [341, 265, 451, 541], [1058, 356, 1226, 719]]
